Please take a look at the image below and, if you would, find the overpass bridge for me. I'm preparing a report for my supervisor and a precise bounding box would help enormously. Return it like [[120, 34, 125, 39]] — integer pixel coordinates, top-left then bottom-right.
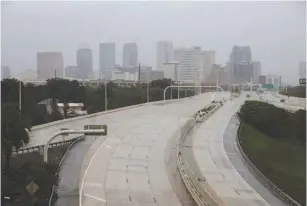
[[21, 91, 300, 206]]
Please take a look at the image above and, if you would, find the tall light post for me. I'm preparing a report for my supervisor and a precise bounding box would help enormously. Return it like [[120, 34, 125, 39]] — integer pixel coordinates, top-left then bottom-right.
[[104, 79, 108, 111], [19, 80, 22, 112]]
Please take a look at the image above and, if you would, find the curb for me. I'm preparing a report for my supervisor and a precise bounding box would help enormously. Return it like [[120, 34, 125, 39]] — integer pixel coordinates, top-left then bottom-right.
[[48, 136, 85, 206], [176, 103, 224, 206]]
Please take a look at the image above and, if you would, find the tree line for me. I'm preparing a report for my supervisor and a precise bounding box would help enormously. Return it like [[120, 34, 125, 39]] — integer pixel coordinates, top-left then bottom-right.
[[238, 100, 306, 143], [280, 85, 306, 98]]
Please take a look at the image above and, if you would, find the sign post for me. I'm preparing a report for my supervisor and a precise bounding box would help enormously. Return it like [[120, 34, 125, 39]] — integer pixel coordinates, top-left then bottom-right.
[[299, 78, 306, 85]]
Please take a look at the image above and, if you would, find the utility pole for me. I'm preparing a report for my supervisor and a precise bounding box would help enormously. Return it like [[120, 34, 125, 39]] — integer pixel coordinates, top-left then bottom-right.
[[104, 79, 108, 111], [147, 81, 149, 103], [138, 63, 141, 86], [54, 69, 57, 79], [19, 80, 22, 112], [170, 80, 173, 100], [216, 69, 219, 93]]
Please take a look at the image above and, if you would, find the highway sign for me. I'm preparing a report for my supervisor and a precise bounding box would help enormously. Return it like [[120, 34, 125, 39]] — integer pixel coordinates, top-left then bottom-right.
[[299, 78, 306, 85], [26, 181, 39, 196], [61, 128, 69, 136], [84, 125, 107, 136], [261, 84, 273, 89]]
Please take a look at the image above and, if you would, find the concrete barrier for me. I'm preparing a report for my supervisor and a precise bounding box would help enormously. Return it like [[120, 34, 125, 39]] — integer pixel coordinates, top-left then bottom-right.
[[177, 103, 225, 206], [236, 115, 301, 206], [31, 98, 193, 131]]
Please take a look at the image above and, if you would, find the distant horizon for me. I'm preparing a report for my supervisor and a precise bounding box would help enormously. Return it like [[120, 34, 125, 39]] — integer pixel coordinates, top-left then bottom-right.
[[2, 1, 306, 84]]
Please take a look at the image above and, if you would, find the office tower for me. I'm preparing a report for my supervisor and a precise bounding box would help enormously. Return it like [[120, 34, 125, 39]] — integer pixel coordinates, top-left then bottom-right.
[[77, 48, 92, 79], [123, 43, 138, 68], [174, 46, 202, 83], [251, 61, 261, 83], [229, 45, 252, 63], [1, 66, 11, 79], [99, 43, 116, 72], [299, 62, 306, 78], [37, 52, 64, 79], [156, 41, 174, 70], [228, 45, 257, 84], [201, 51, 215, 79]]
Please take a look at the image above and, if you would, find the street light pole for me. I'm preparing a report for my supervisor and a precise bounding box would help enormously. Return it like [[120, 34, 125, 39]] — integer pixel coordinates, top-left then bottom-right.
[[19, 80, 22, 112], [104, 79, 108, 111], [147, 81, 149, 103]]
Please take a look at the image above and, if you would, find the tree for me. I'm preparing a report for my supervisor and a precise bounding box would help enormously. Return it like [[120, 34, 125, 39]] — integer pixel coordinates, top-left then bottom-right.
[[1, 103, 30, 172]]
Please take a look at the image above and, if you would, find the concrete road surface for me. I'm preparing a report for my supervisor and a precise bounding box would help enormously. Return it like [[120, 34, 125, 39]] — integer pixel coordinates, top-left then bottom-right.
[[79, 92, 230, 206], [191, 96, 273, 206]]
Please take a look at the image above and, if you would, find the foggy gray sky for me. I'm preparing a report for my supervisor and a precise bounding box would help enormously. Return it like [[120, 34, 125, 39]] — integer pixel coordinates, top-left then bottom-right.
[[1, 1, 306, 84]]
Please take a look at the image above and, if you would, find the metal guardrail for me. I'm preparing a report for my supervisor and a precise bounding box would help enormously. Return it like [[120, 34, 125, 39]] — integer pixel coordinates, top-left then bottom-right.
[[235, 114, 302, 206], [48, 136, 85, 206], [176, 103, 224, 206]]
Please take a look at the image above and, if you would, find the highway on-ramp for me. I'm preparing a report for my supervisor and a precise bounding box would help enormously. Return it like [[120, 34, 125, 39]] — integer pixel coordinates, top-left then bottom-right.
[[187, 95, 287, 206]]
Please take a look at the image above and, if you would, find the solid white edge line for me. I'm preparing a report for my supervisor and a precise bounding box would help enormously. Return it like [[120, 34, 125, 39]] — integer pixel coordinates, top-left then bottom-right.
[[79, 137, 109, 205], [84, 193, 106, 202]]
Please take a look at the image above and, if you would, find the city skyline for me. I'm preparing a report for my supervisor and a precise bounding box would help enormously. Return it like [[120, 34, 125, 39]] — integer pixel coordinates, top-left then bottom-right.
[[2, 1, 305, 84]]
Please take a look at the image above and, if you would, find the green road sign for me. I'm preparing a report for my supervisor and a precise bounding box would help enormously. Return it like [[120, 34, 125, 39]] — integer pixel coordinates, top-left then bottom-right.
[[261, 84, 273, 89], [84, 125, 107, 136], [299, 78, 306, 85]]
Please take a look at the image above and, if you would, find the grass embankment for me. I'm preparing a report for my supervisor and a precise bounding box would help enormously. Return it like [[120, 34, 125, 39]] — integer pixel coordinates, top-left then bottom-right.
[[239, 124, 306, 205]]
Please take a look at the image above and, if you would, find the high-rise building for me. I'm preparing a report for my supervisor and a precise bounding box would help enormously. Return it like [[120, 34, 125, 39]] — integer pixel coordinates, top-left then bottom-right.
[[77, 48, 92, 79], [1, 66, 11, 79], [228, 45, 258, 84], [201, 51, 215, 80], [156, 41, 174, 70], [161, 62, 180, 81], [251, 61, 261, 83], [123, 43, 138, 68], [229, 45, 252, 63], [299, 62, 306, 78], [174, 46, 202, 83], [99, 43, 116, 72], [37, 52, 64, 79]]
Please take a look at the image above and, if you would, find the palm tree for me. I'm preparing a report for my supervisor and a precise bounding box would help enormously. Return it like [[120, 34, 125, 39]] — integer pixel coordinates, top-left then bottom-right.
[[1, 103, 30, 172]]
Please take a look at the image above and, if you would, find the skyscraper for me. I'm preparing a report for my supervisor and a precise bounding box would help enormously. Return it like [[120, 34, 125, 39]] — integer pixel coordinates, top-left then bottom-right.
[[123, 43, 138, 68], [229, 45, 252, 63], [99, 43, 116, 72], [1, 66, 11, 79], [299, 62, 306, 78], [174, 46, 202, 83], [77, 48, 92, 79], [37, 52, 64, 79], [156, 41, 174, 70], [228, 45, 256, 84], [201, 51, 215, 80]]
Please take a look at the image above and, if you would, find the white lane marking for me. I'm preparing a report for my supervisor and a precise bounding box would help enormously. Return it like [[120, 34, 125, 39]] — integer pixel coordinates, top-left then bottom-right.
[[84, 182, 103, 188], [103, 143, 112, 148], [84, 193, 106, 202], [79, 138, 110, 205]]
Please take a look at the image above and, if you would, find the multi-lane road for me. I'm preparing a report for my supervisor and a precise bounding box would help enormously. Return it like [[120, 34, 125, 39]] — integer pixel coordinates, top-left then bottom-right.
[[79, 92, 229, 206], [26, 91, 303, 206]]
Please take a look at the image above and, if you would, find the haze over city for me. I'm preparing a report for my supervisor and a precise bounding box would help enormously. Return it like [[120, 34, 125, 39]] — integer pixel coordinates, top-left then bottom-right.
[[1, 1, 306, 84]]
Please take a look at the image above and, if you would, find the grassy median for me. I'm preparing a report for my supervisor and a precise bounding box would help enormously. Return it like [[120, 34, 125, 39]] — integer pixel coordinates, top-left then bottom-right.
[[239, 124, 306, 205]]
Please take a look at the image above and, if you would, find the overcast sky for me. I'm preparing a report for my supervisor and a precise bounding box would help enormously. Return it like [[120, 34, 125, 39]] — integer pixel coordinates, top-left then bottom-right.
[[1, 1, 306, 84]]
